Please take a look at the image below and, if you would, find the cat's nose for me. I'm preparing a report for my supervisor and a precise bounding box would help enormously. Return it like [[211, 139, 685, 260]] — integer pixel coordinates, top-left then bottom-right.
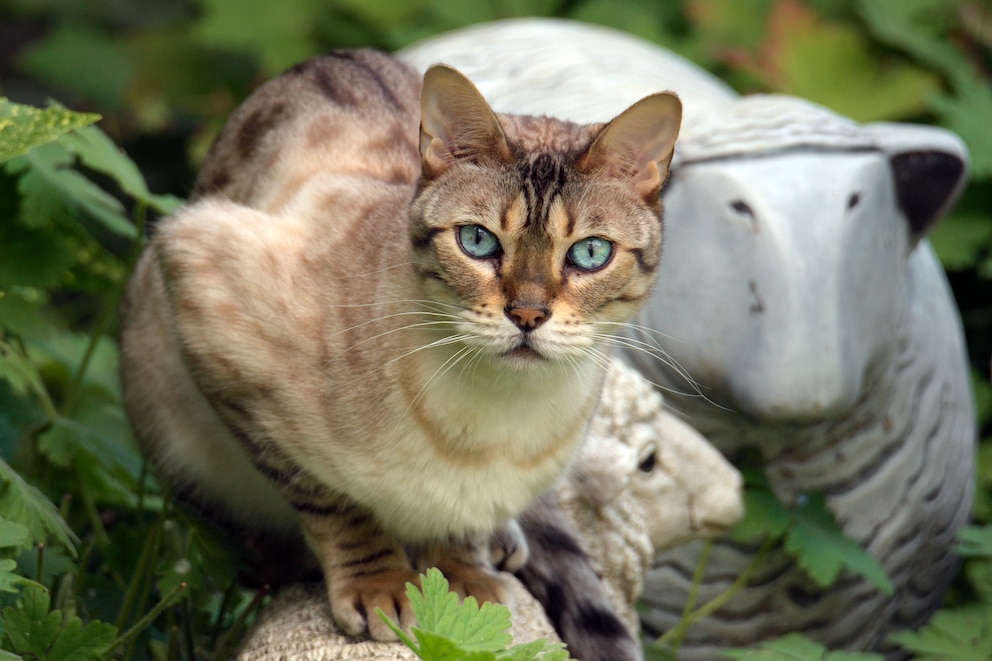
[[506, 304, 550, 331]]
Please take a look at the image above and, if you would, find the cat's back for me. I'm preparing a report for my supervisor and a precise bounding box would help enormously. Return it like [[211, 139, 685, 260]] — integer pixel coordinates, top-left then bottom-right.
[[193, 50, 423, 211]]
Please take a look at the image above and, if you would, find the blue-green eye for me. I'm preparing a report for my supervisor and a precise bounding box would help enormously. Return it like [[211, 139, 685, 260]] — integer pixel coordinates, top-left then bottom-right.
[[457, 225, 501, 259], [567, 237, 613, 271]]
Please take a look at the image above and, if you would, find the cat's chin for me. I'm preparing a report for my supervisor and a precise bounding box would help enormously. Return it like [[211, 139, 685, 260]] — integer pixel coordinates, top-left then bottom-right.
[[501, 344, 547, 367]]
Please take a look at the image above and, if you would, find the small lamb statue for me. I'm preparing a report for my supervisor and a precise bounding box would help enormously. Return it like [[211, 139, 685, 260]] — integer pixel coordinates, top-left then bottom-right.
[[235, 359, 743, 660], [402, 18, 976, 658]]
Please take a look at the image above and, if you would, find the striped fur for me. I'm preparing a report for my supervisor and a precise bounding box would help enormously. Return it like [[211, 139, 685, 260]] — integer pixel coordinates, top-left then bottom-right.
[[119, 49, 681, 656]]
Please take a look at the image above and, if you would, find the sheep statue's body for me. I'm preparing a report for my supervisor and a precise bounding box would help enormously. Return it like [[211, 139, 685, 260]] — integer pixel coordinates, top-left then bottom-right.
[[402, 18, 976, 657]]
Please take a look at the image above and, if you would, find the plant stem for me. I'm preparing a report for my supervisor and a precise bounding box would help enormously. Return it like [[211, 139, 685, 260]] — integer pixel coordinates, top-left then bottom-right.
[[666, 539, 713, 653], [115, 502, 165, 633], [656, 536, 776, 649], [211, 584, 270, 661], [107, 581, 187, 657]]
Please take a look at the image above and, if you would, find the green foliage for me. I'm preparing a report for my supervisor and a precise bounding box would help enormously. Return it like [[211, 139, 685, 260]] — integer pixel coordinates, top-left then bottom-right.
[[732, 467, 894, 595], [722, 633, 883, 660], [378, 568, 571, 661], [0, 1, 989, 659]]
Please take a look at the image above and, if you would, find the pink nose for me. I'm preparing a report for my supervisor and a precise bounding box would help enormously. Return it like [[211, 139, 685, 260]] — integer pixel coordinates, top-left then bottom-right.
[[507, 306, 549, 331]]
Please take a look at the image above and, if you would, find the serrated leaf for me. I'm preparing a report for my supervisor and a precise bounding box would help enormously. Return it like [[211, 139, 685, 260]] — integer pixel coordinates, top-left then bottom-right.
[[0, 519, 31, 551], [2, 583, 61, 656], [497, 638, 571, 661], [731, 488, 792, 543], [0, 98, 99, 164], [413, 629, 496, 661], [46, 616, 118, 661], [411, 568, 512, 653], [60, 126, 182, 214], [0, 457, 78, 556], [14, 142, 136, 239], [888, 604, 992, 659], [0, 558, 22, 594], [785, 494, 893, 595]]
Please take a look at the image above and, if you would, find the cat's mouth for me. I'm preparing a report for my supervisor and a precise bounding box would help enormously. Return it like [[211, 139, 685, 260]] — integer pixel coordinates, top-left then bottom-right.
[[503, 340, 544, 362]]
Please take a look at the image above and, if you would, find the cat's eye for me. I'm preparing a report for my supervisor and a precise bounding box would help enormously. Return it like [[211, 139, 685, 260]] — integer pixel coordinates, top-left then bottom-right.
[[457, 224, 501, 259], [567, 237, 613, 271]]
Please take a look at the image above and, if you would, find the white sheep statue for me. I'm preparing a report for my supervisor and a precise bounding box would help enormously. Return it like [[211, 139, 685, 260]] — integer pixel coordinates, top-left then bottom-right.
[[402, 18, 976, 658], [235, 360, 743, 659]]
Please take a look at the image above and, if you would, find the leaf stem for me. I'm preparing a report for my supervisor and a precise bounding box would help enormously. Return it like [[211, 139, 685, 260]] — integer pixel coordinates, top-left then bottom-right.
[[108, 581, 187, 657], [656, 536, 776, 649], [211, 584, 270, 660]]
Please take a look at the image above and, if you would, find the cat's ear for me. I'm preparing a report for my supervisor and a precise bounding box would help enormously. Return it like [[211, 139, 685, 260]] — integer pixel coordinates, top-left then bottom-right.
[[579, 92, 682, 202], [419, 64, 511, 179]]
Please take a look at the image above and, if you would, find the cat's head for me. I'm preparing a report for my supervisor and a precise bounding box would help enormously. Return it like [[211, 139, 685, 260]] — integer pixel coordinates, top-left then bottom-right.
[[410, 64, 681, 369]]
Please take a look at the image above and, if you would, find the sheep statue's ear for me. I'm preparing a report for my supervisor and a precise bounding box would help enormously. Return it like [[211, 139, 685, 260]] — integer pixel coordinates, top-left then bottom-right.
[[864, 122, 968, 246]]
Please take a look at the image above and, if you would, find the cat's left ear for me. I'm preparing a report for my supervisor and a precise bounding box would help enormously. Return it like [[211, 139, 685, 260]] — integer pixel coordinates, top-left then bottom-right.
[[419, 64, 511, 179], [579, 92, 682, 202]]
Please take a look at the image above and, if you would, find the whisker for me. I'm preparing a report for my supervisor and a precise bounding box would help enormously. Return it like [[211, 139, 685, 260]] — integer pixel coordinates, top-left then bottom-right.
[[406, 345, 476, 412]]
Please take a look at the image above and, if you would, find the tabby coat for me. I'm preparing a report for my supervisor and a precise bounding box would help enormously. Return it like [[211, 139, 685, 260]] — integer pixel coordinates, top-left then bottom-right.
[[119, 50, 680, 656]]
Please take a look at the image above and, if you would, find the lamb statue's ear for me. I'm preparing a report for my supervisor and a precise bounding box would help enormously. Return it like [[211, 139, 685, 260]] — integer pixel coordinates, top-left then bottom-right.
[[864, 122, 968, 245]]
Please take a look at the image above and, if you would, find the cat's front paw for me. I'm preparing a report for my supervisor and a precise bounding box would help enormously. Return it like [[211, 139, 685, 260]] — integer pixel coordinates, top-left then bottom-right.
[[437, 562, 512, 606], [327, 568, 422, 641]]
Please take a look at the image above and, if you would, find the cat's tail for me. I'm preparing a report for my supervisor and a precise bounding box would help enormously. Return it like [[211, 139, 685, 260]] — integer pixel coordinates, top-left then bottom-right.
[[514, 491, 644, 661]]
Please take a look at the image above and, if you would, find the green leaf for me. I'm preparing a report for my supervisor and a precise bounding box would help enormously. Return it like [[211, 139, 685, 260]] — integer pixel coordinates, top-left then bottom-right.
[[722, 632, 884, 660], [785, 494, 894, 595], [0, 457, 78, 556], [12, 142, 137, 240], [955, 525, 992, 559], [888, 604, 992, 660], [0, 519, 31, 551], [45, 616, 118, 661], [0, 98, 99, 165], [382, 569, 570, 660], [60, 125, 182, 214], [0, 558, 23, 594], [731, 488, 792, 543], [410, 568, 512, 653], [2, 583, 61, 657]]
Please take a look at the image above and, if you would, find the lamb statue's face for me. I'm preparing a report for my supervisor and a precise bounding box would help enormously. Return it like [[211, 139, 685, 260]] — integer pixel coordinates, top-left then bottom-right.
[[647, 150, 908, 421]]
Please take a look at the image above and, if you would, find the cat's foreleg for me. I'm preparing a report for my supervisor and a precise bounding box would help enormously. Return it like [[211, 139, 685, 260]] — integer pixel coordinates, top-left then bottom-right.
[[298, 505, 421, 641]]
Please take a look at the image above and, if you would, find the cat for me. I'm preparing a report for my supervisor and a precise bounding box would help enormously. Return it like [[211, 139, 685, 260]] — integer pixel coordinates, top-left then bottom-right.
[[118, 49, 680, 657]]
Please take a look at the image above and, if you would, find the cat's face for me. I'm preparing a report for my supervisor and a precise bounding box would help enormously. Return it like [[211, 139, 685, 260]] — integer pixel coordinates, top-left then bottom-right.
[[409, 65, 681, 369]]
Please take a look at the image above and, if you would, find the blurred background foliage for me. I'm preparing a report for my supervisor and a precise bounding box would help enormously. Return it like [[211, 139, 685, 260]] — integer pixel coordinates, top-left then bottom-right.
[[0, 0, 990, 658]]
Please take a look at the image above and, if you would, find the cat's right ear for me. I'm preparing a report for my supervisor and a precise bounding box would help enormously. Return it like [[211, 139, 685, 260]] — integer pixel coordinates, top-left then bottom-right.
[[419, 64, 511, 179]]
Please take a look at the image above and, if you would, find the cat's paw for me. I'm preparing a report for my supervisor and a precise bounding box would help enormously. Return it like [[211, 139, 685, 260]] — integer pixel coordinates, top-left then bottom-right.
[[434, 562, 512, 607], [489, 519, 529, 572], [326, 568, 421, 641]]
